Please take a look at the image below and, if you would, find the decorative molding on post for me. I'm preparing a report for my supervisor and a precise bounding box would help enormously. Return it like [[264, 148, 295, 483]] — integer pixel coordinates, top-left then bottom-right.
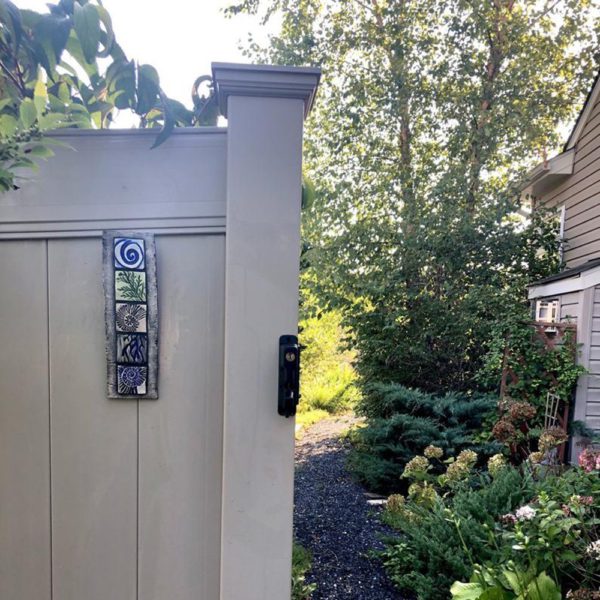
[[213, 62, 320, 600], [212, 62, 321, 118]]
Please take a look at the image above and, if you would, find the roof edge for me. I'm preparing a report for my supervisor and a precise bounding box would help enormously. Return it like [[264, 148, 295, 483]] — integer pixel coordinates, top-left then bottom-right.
[[520, 148, 574, 196], [565, 69, 600, 151], [528, 259, 600, 299]]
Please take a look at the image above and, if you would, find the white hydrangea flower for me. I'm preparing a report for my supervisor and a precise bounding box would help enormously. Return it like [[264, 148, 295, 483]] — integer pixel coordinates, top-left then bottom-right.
[[586, 540, 600, 561], [515, 505, 536, 521]]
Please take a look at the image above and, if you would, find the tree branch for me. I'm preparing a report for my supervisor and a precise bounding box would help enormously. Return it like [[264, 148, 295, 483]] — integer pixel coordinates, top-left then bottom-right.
[[0, 60, 25, 97]]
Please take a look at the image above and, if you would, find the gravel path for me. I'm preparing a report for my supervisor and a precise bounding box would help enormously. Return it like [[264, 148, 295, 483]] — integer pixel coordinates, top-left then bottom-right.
[[294, 416, 404, 600]]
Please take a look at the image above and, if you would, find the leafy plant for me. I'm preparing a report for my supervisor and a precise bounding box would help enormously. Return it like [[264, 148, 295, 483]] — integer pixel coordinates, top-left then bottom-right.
[[451, 568, 561, 600], [299, 308, 359, 415], [480, 314, 586, 461], [381, 462, 599, 600], [348, 383, 500, 493], [380, 466, 533, 600], [292, 542, 316, 600], [0, 0, 217, 191], [449, 466, 600, 599], [480, 314, 585, 407]]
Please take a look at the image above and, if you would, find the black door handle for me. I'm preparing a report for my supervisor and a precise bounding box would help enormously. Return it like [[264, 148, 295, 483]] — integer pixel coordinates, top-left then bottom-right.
[[278, 335, 300, 417]]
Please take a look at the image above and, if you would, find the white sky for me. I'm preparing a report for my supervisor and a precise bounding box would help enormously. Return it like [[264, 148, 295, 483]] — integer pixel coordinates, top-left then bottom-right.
[[16, 0, 275, 113]]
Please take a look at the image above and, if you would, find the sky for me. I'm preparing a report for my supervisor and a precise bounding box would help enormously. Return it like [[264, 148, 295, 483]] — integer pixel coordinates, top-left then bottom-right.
[[16, 0, 277, 115]]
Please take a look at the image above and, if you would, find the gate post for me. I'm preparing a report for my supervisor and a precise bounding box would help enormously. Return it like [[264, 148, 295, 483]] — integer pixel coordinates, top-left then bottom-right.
[[212, 63, 320, 599]]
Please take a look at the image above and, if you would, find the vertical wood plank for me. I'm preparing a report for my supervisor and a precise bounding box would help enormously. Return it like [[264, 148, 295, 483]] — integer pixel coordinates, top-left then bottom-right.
[[138, 234, 225, 600], [0, 240, 51, 600], [48, 238, 137, 600]]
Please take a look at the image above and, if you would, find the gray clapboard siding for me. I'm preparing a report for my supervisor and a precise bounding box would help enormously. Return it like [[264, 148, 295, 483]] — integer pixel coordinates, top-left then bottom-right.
[[538, 99, 600, 268], [559, 292, 580, 324], [587, 416, 600, 429], [0, 241, 51, 600], [588, 286, 600, 373], [584, 285, 600, 430], [586, 398, 600, 415], [567, 201, 600, 229], [576, 100, 600, 148]]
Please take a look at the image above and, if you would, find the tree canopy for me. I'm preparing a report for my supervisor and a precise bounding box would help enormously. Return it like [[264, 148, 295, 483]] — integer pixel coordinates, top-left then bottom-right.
[[229, 0, 600, 392], [0, 0, 217, 191]]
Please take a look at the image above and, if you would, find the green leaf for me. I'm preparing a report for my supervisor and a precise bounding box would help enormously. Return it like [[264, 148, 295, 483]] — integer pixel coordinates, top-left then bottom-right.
[[150, 116, 174, 149], [106, 59, 135, 110], [33, 13, 72, 77], [73, 2, 100, 63], [9, 157, 36, 170], [150, 91, 175, 149], [0, 0, 23, 53], [479, 589, 510, 600], [19, 99, 37, 129], [38, 112, 77, 130], [0, 99, 14, 112], [136, 64, 160, 115], [524, 572, 560, 600], [34, 78, 48, 114], [0, 115, 18, 136], [450, 581, 485, 600], [95, 4, 115, 57]]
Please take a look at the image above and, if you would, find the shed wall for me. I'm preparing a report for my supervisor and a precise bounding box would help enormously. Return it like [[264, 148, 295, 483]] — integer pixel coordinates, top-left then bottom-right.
[[584, 285, 600, 430]]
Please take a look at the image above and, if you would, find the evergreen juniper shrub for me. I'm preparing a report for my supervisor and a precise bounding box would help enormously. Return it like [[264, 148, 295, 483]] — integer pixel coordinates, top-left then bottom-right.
[[348, 383, 500, 493]]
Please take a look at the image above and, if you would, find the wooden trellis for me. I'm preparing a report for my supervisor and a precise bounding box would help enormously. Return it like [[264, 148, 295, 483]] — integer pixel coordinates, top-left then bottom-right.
[[499, 321, 577, 463]]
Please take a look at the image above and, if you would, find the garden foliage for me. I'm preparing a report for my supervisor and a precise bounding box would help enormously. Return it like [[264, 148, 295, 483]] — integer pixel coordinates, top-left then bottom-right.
[[228, 0, 599, 393], [382, 453, 600, 600], [298, 308, 359, 415], [480, 315, 587, 460], [348, 383, 500, 493], [0, 0, 217, 191], [381, 465, 532, 599], [291, 542, 316, 600]]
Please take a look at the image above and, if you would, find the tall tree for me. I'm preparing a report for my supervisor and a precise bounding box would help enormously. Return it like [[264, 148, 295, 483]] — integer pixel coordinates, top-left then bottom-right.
[[228, 0, 599, 392]]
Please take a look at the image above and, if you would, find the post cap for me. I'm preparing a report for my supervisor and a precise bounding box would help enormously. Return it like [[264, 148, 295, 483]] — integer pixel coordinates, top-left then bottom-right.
[[211, 62, 321, 119]]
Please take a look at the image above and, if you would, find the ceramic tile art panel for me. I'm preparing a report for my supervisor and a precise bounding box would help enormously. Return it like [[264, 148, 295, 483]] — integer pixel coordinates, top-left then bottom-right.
[[104, 231, 158, 399]]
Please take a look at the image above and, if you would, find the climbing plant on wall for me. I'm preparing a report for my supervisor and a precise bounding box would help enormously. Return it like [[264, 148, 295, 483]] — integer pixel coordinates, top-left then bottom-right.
[[0, 0, 217, 191]]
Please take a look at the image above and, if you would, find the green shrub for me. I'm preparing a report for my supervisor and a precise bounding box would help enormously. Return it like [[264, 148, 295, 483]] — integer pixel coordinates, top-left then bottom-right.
[[382, 463, 600, 600], [381, 467, 534, 600], [292, 542, 316, 600], [299, 309, 360, 414], [451, 466, 600, 598], [348, 383, 500, 493]]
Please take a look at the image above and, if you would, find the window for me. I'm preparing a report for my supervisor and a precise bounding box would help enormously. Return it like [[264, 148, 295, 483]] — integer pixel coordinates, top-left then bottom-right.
[[535, 298, 559, 323]]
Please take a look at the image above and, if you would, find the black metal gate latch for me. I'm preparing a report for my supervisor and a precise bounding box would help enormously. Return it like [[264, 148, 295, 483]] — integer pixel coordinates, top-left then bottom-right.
[[278, 335, 300, 417]]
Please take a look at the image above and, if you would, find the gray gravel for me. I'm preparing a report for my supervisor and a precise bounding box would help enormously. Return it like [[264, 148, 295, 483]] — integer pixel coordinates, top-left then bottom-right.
[[294, 416, 405, 600]]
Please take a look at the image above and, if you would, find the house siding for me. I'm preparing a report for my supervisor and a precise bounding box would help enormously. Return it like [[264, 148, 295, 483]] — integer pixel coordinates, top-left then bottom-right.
[[539, 97, 600, 268], [559, 291, 580, 324], [585, 285, 600, 430]]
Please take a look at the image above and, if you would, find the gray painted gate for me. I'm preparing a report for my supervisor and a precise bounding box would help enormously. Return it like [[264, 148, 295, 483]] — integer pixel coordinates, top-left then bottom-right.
[[1, 235, 224, 599], [0, 63, 320, 600]]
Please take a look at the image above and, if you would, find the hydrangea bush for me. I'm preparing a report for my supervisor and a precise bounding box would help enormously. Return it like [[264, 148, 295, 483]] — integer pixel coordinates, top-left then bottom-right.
[[382, 449, 599, 600]]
